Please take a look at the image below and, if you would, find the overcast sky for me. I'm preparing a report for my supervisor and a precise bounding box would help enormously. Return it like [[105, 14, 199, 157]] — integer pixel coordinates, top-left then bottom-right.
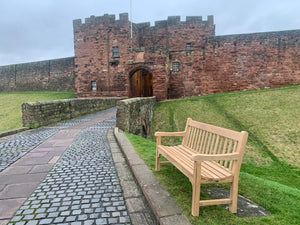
[[0, 0, 299, 66]]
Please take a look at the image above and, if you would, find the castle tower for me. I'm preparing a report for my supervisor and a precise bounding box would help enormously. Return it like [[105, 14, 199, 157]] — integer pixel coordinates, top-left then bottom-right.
[[73, 13, 215, 100]]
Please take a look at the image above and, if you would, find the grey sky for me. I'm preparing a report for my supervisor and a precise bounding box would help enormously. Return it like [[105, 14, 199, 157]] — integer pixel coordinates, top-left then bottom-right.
[[0, 0, 299, 66]]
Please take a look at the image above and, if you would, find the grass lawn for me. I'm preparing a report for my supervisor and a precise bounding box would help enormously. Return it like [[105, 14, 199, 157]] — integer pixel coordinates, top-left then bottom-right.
[[125, 85, 300, 224], [0, 91, 74, 132]]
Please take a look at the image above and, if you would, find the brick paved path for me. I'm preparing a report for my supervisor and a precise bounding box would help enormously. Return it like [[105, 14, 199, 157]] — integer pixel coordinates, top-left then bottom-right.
[[0, 108, 132, 225]]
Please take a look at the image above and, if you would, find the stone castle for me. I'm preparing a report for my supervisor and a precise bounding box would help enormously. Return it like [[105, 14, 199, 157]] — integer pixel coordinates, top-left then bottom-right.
[[1, 13, 300, 100]]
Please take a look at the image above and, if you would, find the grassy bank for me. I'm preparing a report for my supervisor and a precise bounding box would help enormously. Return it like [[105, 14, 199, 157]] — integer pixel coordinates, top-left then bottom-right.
[[125, 85, 300, 224], [0, 91, 74, 132]]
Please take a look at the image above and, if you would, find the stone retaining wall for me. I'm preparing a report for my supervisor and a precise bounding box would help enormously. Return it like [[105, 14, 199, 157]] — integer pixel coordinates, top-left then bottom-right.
[[116, 97, 156, 138], [22, 97, 125, 128]]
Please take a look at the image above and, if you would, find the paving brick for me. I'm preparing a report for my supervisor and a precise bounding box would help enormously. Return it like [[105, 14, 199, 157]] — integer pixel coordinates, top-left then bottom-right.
[[83, 220, 95, 225], [78, 214, 88, 221], [72, 209, 82, 215], [35, 208, 46, 213], [26, 221, 39, 225], [71, 222, 82, 225], [48, 212, 59, 217], [53, 217, 65, 223], [65, 216, 76, 222], [60, 211, 71, 216], [22, 209, 34, 215], [39, 218, 54, 224], [23, 214, 35, 220], [15, 222, 26, 225], [10, 216, 23, 222], [35, 214, 47, 219], [95, 218, 107, 225]]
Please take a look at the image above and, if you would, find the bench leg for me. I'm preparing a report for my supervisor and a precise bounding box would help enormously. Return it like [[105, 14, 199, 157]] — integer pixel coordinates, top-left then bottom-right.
[[192, 181, 201, 216], [229, 177, 239, 213], [192, 162, 201, 216], [155, 151, 161, 172]]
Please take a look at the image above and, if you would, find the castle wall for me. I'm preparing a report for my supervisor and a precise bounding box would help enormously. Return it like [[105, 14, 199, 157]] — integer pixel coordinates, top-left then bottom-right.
[[160, 29, 300, 99], [135, 16, 214, 50], [202, 30, 300, 94], [0, 57, 75, 92]]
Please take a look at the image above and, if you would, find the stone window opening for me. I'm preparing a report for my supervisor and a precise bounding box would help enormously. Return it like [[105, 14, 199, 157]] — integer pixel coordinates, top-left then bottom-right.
[[112, 46, 119, 57], [172, 62, 180, 72], [91, 81, 97, 91], [186, 43, 191, 56], [186, 43, 191, 51]]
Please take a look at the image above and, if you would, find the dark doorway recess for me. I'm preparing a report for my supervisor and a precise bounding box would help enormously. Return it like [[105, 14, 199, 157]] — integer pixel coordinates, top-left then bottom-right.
[[130, 68, 153, 98]]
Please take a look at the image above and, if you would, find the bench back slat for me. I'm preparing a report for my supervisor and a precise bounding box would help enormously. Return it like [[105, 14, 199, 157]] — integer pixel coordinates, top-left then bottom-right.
[[182, 118, 246, 171]]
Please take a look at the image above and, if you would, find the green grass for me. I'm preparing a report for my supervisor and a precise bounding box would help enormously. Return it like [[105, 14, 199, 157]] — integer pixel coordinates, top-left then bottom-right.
[[0, 91, 74, 132], [125, 85, 300, 224]]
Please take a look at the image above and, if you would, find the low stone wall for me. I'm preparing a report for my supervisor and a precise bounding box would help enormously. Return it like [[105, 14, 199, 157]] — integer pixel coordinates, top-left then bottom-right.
[[22, 97, 125, 128], [116, 97, 156, 138]]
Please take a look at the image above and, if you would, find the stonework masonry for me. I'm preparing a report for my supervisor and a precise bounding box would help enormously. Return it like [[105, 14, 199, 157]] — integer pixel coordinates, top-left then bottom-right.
[[22, 97, 125, 128], [0, 57, 75, 92], [116, 97, 156, 138], [73, 13, 300, 101]]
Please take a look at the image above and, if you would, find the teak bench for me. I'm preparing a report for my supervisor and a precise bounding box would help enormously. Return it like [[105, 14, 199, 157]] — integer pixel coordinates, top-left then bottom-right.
[[155, 118, 248, 216]]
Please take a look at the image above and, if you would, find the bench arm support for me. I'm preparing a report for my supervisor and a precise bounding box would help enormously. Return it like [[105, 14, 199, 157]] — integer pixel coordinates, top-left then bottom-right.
[[191, 153, 240, 162], [155, 131, 186, 137]]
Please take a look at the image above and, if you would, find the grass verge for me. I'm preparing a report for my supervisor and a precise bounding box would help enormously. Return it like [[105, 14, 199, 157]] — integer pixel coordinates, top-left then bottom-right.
[[0, 91, 74, 132], [125, 85, 300, 224]]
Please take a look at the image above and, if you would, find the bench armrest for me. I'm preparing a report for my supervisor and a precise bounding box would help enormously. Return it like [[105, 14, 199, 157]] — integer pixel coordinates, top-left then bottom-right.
[[191, 153, 240, 162], [155, 131, 186, 137]]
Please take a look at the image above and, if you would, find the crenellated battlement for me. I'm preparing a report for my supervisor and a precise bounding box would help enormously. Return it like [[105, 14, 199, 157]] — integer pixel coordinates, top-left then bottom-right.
[[73, 13, 129, 27], [73, 13, 214, 29]]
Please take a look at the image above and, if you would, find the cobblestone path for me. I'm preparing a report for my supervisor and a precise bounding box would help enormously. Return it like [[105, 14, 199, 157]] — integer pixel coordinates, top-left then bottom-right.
[[5, 109, 131, 225], [0, 111, 112, 172]]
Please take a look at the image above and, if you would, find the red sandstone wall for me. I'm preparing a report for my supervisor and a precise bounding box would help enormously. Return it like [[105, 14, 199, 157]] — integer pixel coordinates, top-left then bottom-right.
[[202, 30, 300, 94], [167, 30, 300, 99], [74, 14, 137, 98], [136, 16, 214, 50]]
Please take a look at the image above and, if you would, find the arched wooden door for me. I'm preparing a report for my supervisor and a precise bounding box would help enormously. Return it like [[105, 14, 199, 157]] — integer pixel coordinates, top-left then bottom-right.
[[130, 69, 153, 97]]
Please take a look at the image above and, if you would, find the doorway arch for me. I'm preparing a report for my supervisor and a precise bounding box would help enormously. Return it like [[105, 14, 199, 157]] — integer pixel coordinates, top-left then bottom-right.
[[129, 68, 153, 98]]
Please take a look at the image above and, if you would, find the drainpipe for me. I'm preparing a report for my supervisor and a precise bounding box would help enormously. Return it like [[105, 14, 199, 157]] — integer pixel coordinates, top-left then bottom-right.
[[107, 27, 112, 96]]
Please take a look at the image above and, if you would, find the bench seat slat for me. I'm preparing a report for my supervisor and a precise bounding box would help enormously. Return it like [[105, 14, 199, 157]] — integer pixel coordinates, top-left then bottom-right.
[[158, 146, 194, 177], [202, 162, 232, 180], [158, 145, 233, 181], [158, 145, 194, 170]]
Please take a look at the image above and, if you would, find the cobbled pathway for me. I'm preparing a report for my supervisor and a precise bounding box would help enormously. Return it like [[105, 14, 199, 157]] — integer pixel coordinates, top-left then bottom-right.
[[4, 109, 132, 225], [0, 111, 110, 172]]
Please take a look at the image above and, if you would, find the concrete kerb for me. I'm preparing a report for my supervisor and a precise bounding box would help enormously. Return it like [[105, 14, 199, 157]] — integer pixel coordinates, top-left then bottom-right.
[[0, 127, 29, 138], [107, 129, 157, 225], [113, 127, 191, 225]]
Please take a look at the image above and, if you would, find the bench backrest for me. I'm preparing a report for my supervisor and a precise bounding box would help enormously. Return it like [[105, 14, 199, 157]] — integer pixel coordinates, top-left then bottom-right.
[[182, 118, 248, 171]]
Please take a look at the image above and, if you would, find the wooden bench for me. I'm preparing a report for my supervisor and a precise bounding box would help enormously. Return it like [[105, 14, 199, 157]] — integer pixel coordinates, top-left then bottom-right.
[[155, 118, 248, 216]]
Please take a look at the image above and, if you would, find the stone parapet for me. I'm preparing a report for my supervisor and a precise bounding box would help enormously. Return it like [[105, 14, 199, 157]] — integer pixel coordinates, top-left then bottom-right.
[[22, 97, 125, 128], [116, 97, 156, 138]]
